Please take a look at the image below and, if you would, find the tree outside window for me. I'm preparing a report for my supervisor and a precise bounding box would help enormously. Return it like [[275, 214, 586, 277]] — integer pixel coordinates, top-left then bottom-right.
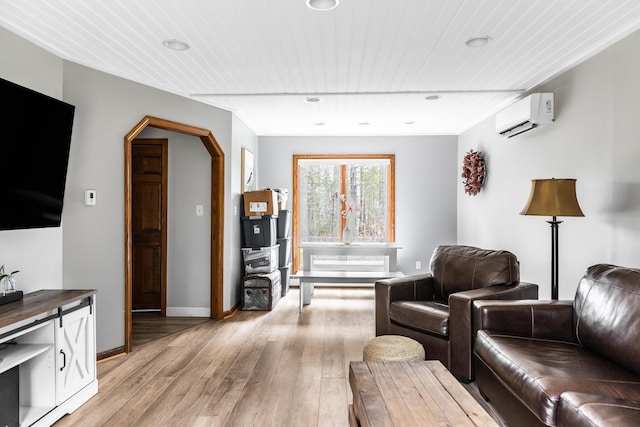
[[293, 154, 395, 271]]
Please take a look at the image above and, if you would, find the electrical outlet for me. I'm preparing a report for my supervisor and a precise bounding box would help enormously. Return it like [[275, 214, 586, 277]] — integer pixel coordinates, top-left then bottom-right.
[[416, 261, 422, 270], [196, 205, 204, 216]]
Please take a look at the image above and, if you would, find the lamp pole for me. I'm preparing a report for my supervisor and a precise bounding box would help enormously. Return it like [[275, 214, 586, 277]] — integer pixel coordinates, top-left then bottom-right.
[[521, 179, 584, 300], [547, 216, 562, 300]]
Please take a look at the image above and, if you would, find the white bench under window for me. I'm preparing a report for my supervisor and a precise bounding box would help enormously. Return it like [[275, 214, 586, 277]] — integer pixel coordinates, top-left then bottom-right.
[[292, 242, 403, 312]]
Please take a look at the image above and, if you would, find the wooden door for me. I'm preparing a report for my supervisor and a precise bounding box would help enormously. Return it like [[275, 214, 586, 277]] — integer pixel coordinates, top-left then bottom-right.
[[132, 139, 167, 313]]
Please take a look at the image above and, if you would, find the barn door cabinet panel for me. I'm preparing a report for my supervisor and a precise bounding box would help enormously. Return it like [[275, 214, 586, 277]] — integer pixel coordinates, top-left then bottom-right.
[[55, 301, 96, 405], [0, 290, 97, 427]]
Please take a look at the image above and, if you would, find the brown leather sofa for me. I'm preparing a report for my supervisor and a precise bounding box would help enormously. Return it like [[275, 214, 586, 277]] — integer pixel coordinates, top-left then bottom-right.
[[375, 245, 538, 381], [474, 264, 640, 427]]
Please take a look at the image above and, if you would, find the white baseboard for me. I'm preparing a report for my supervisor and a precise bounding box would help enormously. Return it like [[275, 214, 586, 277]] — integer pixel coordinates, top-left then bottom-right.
[[166, 307, 210, 317]]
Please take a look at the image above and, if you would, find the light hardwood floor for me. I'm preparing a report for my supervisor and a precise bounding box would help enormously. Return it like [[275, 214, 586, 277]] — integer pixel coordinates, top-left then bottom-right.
[[55, 286, 503, 427], [55, 286, 376, 426], [132, 312, 210, 349]]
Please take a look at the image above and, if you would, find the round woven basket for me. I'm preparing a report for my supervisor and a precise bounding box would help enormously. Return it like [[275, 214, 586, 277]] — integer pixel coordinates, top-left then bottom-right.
[[363, 335, 425, 362]]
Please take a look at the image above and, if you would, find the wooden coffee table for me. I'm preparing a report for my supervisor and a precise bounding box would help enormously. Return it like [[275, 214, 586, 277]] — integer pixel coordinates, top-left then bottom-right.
[[349, 360, 498, 427]]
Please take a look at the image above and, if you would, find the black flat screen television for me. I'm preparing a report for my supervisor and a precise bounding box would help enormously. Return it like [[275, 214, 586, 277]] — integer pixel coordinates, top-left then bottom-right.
[[0, 77, 75, 230]]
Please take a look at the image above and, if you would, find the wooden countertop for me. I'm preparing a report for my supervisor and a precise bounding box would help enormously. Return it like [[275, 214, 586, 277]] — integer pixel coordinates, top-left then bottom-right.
[[0, 289, 96, 330]]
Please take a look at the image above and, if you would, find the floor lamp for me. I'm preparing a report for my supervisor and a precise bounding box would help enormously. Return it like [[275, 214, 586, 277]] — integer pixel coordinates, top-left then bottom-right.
[[520, 178, 584, 300]]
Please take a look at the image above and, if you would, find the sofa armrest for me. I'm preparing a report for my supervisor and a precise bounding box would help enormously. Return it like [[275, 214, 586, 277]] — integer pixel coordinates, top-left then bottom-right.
[[374, 273, 434, 336], [473, 299, 577, 343], [448, 281, 539, 381]]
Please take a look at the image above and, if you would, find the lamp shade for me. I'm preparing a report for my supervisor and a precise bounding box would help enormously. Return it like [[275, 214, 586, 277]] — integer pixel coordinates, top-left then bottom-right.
[[520, 178, 584, 217]]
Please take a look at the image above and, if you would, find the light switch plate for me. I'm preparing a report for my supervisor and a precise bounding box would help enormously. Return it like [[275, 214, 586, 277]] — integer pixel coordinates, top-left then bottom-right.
[[85, 189, 96, 206]]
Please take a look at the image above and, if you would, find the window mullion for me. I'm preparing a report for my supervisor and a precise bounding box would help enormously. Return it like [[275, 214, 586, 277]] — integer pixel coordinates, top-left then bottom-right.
[[340, 164, 347, 234]]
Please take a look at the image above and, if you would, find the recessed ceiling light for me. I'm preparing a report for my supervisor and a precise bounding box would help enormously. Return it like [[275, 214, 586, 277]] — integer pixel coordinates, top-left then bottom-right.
[[306, 0, 339, 11], [465, 36, 491, 48], [425, 95, 441, 101], [358, 121, 370, 126], [305, 96, 321, 103], [162, 39, 190, 51], [314, 121, 326, 126], [404, 121, 415, 125]]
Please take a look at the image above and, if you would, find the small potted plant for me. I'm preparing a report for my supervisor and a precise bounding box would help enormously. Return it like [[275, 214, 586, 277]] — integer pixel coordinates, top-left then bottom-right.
[[0, 265, 19, 294]]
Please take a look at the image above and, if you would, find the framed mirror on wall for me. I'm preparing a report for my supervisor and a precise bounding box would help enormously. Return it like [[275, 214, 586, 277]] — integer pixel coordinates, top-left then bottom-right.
[[241, 147, 255, 194]]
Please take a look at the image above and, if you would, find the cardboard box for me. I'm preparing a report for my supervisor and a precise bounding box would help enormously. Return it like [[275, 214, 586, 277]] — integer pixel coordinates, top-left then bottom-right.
[[244, 190, 279, 216]]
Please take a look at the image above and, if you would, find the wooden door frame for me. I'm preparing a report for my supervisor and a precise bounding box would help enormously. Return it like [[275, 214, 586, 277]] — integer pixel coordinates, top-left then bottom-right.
[[124, 116, 224, 353], [292, 154, 396, 272]]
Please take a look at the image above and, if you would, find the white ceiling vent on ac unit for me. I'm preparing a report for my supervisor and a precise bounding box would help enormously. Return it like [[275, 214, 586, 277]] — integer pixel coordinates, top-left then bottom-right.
[[496, 93, 554, 138]]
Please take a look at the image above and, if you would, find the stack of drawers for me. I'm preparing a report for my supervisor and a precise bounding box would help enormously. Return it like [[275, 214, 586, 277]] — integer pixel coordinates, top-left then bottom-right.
[[240, 191, 293, 310], [241, 214, 280, 310]]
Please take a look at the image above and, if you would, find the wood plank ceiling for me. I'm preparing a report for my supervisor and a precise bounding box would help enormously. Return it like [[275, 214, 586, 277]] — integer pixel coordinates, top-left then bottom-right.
[[2, 0, 640, 136]]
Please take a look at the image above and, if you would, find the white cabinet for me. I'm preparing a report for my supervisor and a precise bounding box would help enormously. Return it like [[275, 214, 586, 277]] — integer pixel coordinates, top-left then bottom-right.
[[55, 303, 96, 405], [0, 290, 97, 427]]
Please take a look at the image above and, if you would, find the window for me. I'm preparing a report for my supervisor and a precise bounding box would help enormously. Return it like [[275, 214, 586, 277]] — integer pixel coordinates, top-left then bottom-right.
[[292, 154, 395, 271]]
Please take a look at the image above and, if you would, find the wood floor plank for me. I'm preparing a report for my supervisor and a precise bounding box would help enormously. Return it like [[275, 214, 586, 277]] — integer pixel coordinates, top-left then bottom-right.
[[198, 325, 271, 424], [138, 377, 212, 427], [101, 377, 175, 426], [132, 313, 209, 348], [323, 322, 346, 379], [318, 377, 349, 427], [253, 299, 305, 426], [287, 361, 323, 426], [226, 343, 284, 425]]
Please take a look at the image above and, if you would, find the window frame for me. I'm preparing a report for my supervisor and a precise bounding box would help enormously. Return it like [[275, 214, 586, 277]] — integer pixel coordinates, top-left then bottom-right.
[[292, 153, 396, 272]]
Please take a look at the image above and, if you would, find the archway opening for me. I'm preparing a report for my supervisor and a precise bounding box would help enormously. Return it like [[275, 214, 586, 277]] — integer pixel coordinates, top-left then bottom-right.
[[124, 115, 224, 353]]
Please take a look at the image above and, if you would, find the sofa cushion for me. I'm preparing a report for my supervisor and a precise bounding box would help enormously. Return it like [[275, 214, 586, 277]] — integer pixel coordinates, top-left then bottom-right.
[[558, 392, 640, 427], [429, 245, 519, 300], [389, 300, 449, 337], [573, 264, 640, 376], [474, 330, 640, 426]]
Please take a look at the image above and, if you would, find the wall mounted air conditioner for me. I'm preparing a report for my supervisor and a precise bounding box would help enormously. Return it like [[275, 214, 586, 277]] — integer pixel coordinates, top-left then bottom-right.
[[496, 93, 554, 138]]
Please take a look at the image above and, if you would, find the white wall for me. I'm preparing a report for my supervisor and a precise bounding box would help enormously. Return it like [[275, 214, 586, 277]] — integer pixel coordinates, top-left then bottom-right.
[[1, 27, 254, 353], [258, 136, 458, 274], [458, 28, 640, 300], [61, 62, 246, 352], [0, 27, 66, 293], [136, 128, 212, 316], [231, 115, 259, 305], [9, 19, 640, 352], [166, 132, 211, 314]]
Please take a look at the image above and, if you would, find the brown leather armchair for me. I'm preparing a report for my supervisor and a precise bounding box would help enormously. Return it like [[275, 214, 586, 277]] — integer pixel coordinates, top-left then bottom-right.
[[375, 245, 538, 382]]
